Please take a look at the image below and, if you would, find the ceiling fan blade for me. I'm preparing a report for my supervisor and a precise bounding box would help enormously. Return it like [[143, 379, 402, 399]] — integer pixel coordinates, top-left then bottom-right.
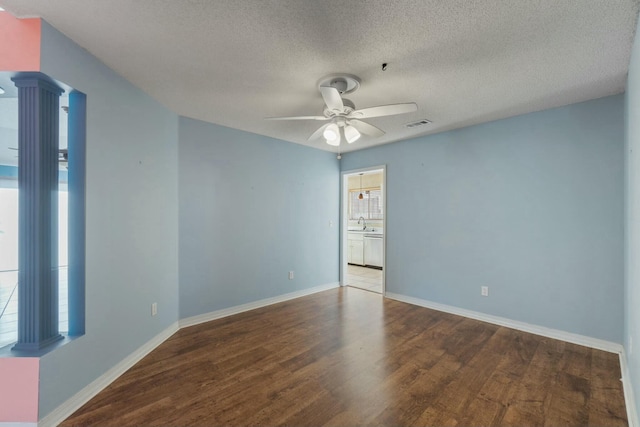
[[350, 102, 417, 119], [308, 123, 331, 141], [348, 119, 385, 138], [319, 86, 344, 112], [265, 115, 328, 121]]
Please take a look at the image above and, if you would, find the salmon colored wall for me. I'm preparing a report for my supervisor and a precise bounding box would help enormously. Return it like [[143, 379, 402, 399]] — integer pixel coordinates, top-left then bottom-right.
[[0, 12, 41, 71], [0, 357, 40, 422], [0, 12, 42, 424]]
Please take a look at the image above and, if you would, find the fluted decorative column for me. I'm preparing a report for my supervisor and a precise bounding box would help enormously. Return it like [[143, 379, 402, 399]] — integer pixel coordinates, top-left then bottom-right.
[[12, 73, 64, 351]]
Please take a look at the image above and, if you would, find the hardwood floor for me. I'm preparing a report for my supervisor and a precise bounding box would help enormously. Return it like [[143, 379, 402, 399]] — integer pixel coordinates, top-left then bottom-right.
[[61, 287, 627, 426]]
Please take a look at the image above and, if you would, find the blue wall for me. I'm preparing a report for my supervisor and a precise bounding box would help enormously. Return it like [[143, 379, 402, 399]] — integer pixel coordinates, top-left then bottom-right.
[[341, 95, 624, 343], [21, 16, 631, 422], [625, 13, 640, 419], [36, 21, 180, 417], [178, 117, 340, 318], [0, 165, 18, 178]]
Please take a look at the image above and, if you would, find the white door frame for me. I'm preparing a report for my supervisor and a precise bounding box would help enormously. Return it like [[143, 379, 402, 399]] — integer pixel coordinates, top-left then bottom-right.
[[340, 165, 387, 295]]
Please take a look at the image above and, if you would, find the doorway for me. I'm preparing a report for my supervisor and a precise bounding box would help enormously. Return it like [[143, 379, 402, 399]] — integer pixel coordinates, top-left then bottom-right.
[[341, 166, 386, 294]]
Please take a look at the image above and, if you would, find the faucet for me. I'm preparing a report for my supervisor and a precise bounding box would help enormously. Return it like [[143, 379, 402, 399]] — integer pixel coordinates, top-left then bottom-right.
[[357, 216, 367, 230]]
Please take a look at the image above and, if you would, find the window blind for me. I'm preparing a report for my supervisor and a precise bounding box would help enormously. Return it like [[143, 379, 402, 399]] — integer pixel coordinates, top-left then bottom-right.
[[349, 189, 383, 220]]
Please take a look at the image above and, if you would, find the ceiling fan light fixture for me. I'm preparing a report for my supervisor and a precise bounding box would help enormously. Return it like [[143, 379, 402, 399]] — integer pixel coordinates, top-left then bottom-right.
[[325, 137, 340, 146], [323, 123, 339, 144], [266, 74, 416, 147], [344, 125, 360, 143]]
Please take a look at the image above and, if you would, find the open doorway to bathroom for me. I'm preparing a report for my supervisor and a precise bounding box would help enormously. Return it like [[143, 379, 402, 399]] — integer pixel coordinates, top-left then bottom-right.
[[341, 166, 386, 294]]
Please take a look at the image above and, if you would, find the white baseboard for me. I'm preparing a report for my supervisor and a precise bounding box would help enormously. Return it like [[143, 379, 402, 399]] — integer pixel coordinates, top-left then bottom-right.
[[179, 282, 340, 328], [620, 349, 639, 427], [40, 282, 339, 426], [0, 423, 38, 427], [385, 292, 623, 354], [40, 285, 628, 426], [386, 293, 640, 423], [38, 322, 179, 427]]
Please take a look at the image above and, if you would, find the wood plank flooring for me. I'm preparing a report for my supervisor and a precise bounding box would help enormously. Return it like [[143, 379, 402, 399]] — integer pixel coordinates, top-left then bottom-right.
[[61, 287, 627, 426]]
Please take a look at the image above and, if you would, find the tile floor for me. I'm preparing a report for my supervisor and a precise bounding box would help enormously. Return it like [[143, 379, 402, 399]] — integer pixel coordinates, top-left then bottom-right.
[[345, 264, 383, 294]]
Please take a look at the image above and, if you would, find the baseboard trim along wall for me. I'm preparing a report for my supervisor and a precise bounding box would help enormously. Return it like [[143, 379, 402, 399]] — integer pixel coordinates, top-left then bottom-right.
[[619, 350, 640, 427], [385, 292, 623, 354], [39, 285, 632, 426], [179, 282, 340, 328], [38, 322, 180, 427], [385, 292, 638, 424], [39, 282, 339, 426], [0, 423, 37, 427]]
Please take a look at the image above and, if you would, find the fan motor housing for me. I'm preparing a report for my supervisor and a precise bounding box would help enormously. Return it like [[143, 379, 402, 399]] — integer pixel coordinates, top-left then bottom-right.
[[317, 74, 360, 95], [324, 98, 356, 118]]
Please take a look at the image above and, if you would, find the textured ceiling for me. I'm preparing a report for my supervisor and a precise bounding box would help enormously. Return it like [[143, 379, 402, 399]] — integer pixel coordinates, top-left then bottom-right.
[[1, 0, 639, 153]]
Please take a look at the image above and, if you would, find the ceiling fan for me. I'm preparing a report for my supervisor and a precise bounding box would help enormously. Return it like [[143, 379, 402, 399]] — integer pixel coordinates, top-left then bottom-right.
[[266, 74, 418, 146]]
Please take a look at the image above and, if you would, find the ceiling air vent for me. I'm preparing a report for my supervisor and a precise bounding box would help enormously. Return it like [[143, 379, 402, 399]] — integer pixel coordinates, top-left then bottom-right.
[[405, 119, 431, 128]]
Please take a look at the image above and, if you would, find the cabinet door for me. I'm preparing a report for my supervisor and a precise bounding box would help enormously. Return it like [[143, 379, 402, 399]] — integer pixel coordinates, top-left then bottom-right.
[[364, 238, 383, 267], [347, 240, 353, 263], [351, 240, 364, 265]]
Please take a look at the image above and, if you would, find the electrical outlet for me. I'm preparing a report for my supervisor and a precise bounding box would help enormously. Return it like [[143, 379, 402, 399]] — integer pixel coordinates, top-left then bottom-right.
[[151, 302, 157, 316], [329, 220, 333, 228], [481, 286, 489, 297], [289, 271, 294, 280]]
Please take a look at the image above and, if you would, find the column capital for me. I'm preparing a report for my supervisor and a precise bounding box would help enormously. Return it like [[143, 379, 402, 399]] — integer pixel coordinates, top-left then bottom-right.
[[12, 72, 64, 95]]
